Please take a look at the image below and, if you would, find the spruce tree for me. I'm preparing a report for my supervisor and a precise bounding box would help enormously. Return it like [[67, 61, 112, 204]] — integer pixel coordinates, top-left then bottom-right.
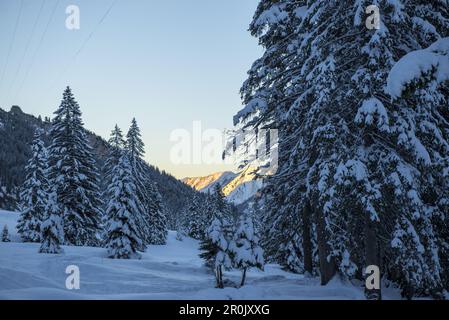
[[201, 216, 233, 288], [109, 124, 126, 149], [104, 124, 126, 181], [146, 181, 168, 245], [182, 193, 205, 240], [199, 186, 234, 288], [212, 184, 232, 219], [2, 225, 11, 242], [235, 0, 449, 298], [126, 118, 145, 161], [101, 124, 126, 243], [17, 129, 48, 243], [39, 192, 64, 254], [230, 212, 264, 286], [125, 119, 149, 246], [47, 87, 103, 246], [105, 154, 144, 259], [125, 118, 168, 247], [198, 230, 219, 269]]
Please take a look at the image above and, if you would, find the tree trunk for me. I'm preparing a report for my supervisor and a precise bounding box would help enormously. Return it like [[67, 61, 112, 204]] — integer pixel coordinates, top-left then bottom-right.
[[365, 215, 381, 300], [240, 267, 247, 287], [302, 200, 313, 275], [219, 265, 224, 288], [215, 265, 219, 288], [315, 207, 336, 285], [216, 265, 224, 288]]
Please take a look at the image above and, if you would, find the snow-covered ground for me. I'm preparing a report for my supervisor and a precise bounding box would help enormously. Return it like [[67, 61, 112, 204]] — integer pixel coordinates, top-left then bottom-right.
[[0, 210, 401, 300]]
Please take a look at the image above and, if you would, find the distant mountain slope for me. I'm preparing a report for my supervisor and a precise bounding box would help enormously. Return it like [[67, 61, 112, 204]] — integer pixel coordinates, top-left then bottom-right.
[[183, 165, 264, 205], [0, 106, 50, 209], [182, 172, 237, 194], [0, 106, 47, 189], [145, 165, 197, 228], [0, 106, 196, 226], [224, 166, 264, 205]]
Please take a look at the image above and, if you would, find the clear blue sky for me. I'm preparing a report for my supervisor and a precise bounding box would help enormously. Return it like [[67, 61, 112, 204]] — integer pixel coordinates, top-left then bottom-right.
[[0, 0, 262, 178]]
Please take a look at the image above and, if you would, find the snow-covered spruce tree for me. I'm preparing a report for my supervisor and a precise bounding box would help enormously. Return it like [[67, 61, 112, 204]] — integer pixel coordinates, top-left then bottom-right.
[[146, 180, 167, 245], [109, 124, 126, 149], [200, 193, 216, 230], [182, 193, 206, 240], [2, 225, 11, 242], [125, 118, 150, 246], [198, 229, 217, 268], [100, 124, 126, 243], [211, 184, 233, 220], [17, 129, 48, 243], [104, 124, 126, 183], [39, 192, 64, 254], [199, 186, 234, 288], [236, 0, 449, 298], [47, 87, 103, 246], [385, 36, 449, 298], [105, 154, 144, 259], [126, 118, 168, 246], [259, 182, 310, 275], [349, 1, 449, 299], [230, 211, 264, 287], [126, 118, 145, 161], [235, 0, 317, 278], [200, 216, 233, 288]]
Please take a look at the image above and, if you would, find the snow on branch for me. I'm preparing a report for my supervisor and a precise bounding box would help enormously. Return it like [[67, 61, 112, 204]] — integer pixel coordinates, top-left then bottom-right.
[[355, 97, 390, 132], [253, 3, 289, 29], [386, 37, 449, 98], [233, 98, 266, 125]]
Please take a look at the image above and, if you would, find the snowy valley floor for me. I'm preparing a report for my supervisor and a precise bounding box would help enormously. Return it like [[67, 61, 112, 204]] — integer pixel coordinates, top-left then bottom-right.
[[0, 210, 402, 300]]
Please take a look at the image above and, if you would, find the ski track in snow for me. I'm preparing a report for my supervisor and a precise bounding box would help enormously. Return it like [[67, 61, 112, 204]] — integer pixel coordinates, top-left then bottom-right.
[[0, 210, 401, 300]]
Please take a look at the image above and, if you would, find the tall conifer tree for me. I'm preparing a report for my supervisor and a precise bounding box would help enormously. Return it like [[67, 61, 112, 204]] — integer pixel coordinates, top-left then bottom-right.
[[17, 129, 48, 242], [47, 87, 102, 246]]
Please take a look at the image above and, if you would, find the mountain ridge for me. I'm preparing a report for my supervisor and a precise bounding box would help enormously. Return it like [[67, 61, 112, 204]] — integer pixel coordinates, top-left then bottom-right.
[[182, 165, 263, 205]]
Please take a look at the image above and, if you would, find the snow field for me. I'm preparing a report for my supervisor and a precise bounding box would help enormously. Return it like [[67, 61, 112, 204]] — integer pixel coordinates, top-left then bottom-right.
[[0, 210, 402, 300]]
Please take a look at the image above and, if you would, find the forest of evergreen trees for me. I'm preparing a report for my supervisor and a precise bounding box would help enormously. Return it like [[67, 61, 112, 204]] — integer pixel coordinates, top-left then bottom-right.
[[233, 0, 449, 299], [0, 103, 196, 225], [14, 87, 263, 286], [16, 87, 168, 257], [3, 0, 449, 300], [4, 86, 264, 288]]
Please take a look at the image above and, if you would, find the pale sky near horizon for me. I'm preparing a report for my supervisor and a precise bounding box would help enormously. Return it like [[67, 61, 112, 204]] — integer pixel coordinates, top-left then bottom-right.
[[0, 0, 262, 179]]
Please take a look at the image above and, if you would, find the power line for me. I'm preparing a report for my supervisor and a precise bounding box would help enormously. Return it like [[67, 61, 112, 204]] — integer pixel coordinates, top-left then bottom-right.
[[75, 0, 118, 58], [14, 0, 60, 102], [0, 0, 24, 103], [50, 0, 119, 90], [7, 0, 46, 105]]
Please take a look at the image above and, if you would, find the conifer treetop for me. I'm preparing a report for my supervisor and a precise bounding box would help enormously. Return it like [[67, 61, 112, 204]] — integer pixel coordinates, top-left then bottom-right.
[[126, 118, 145, 160]]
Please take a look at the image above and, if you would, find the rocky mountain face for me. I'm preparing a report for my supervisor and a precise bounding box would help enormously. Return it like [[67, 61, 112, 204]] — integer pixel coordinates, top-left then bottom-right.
[[182, 171, 237, 194], [182, 165, 263, 205]]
